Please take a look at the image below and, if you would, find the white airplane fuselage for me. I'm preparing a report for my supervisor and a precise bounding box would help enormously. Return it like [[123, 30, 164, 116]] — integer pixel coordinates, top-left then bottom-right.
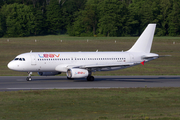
[[8, 52, 158, 72], [7, 24, 159, 81]]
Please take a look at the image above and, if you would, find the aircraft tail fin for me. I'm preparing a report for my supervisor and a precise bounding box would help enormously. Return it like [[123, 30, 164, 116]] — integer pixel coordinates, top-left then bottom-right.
[[128, 24, 156, 53]]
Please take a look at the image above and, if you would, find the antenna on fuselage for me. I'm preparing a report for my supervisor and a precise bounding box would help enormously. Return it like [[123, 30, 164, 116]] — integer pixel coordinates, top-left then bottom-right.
[[30, 50, 32, 53]]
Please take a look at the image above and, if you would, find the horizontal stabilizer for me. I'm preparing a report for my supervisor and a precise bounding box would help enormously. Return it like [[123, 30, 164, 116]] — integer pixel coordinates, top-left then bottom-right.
[[158, 55, 171, 57], [141, 53, 159, 59]]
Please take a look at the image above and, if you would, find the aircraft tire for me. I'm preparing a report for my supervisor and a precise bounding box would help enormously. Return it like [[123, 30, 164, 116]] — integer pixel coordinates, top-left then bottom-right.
[[87, 76, 94, 81], [67, 77, 74, 80], [26, 77, 32, 81]]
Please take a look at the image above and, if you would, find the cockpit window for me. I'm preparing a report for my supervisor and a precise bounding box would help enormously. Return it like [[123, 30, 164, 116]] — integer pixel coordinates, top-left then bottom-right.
[[14, 58, 19, 60], [14, 58, 25, 61]]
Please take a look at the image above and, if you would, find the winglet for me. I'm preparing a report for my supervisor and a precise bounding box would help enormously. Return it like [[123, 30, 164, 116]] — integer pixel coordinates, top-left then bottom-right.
[[141, 61, 145, 65]]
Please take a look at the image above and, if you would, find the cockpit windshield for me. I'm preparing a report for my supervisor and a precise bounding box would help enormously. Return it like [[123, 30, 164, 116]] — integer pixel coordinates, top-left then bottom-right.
[[14, 58, 25, 61]]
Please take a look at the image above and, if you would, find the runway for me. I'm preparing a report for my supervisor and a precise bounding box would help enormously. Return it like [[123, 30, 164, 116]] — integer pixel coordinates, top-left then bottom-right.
[[0, 76, 180, 91]]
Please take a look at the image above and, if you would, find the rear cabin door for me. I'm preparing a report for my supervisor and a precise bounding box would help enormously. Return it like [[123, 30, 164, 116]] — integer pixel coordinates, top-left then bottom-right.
[[129, 54, 134, 62]]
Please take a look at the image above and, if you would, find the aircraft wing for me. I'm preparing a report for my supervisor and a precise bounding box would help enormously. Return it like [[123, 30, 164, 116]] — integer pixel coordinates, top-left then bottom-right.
[[56, 63, 134, 72], [73, 63, 134, 69]]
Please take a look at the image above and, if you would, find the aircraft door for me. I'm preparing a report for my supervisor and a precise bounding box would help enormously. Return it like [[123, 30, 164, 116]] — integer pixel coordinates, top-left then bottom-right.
[[31, 54, 36, 65], [71, 57, 76, 63], [129, 53, 134, 62]]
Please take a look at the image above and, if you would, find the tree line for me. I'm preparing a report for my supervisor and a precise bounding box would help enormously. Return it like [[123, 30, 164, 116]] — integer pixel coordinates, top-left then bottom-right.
[[0, 0, 179, 37]]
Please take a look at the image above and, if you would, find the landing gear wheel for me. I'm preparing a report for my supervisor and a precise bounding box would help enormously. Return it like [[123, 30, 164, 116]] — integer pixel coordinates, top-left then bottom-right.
[[26, 77, 32, 81], [67, 77, 74, 80], [87, 76, 94, 81]]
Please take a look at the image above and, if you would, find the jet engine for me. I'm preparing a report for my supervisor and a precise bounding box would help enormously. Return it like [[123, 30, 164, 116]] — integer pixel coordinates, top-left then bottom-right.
[[38, 72, 61, 76], [66, 69, 88, 78]]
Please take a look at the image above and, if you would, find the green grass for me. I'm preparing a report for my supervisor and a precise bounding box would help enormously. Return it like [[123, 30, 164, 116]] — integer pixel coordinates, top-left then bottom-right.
[[0, 35, 179, 76], [1, 88, 180, 120]]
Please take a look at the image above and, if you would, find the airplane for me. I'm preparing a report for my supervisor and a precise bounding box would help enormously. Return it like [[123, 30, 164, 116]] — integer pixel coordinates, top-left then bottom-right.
[[8, 24, 159, 81]]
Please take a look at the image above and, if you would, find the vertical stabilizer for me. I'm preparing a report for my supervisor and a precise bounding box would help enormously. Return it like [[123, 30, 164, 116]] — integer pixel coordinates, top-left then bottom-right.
[[128, 24, 156, 53]]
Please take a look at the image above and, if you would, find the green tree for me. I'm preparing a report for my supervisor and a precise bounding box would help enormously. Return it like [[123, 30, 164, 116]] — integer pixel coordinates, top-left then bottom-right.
[[68, 0, 97, 36], [0, 0, 4, 8], [97, 0, 117, 36], [114, 1, 129, 36], [128, 0, 158, 36], [1, 3, 35, 37], [46, 0, 63, 34], [0, 13, 6, 37], [34, 9, 47, 35], [63, 0, 87, 35], [98, 0, 128, 36], [168, 0, 180, 36], [156, 0, 172, 36]]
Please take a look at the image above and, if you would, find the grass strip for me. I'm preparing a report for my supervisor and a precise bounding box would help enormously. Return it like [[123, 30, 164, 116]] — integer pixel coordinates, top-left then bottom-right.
[[1, 88, 180, 120]]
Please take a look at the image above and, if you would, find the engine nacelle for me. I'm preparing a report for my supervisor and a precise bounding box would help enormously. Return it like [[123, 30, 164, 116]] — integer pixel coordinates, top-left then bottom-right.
[[38, 72, 61, 76], [66, 69, 89, 78]]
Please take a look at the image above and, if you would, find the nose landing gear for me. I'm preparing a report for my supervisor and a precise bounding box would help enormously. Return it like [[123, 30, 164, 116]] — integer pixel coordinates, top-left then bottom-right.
[[26, 72, 32, 81]]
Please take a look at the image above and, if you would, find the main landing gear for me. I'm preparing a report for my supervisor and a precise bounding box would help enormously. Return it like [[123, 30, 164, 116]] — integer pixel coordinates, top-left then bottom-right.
[[87, 71, 94, 81], [67, 77, 74, 80], [26, 72, 32, 81], [87, 76, 94, 81]]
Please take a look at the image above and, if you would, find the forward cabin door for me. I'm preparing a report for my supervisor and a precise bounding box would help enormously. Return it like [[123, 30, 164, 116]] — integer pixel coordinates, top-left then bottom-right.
[[31, 54, 36, 65], [71, 57, 77, 64]]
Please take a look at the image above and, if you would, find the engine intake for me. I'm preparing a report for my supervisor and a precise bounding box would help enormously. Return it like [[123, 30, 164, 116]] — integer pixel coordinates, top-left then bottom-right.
[[66, 69, 88, 78]]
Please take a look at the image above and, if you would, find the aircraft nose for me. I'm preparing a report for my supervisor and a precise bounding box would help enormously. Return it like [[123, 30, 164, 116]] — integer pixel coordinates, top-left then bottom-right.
[[7, 61, 16, 70]]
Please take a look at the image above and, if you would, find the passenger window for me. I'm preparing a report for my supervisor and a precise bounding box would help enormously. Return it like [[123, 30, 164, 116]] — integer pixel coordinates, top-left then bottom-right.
[[23, 58, 25, 61]]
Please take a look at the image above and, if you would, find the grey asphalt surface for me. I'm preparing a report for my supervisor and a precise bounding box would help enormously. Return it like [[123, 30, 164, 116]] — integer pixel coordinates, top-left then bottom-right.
[[0, 76, 180, 91]]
